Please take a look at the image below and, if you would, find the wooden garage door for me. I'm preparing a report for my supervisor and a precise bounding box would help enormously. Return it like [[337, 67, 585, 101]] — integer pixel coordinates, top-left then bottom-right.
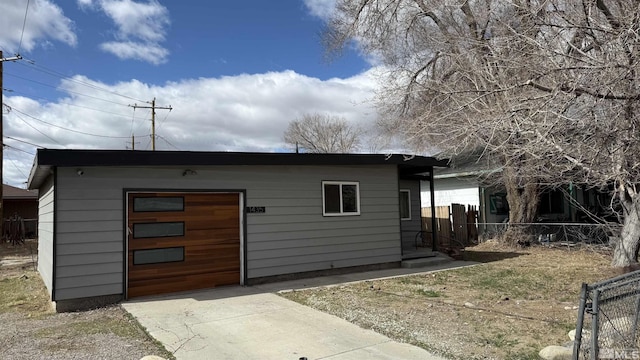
[[127, 192, 240, 298]]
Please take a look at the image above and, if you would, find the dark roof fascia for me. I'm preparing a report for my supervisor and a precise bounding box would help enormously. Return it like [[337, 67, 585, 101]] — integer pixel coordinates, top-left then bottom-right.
[[33, 149, 448, 167], [28, 149, 449, 189]]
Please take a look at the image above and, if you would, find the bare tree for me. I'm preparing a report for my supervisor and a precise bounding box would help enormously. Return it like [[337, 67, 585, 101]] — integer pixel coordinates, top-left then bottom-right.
[[284, 113, 360, 153], [326, 1, 640, 266], [327, 0, 544, 238]]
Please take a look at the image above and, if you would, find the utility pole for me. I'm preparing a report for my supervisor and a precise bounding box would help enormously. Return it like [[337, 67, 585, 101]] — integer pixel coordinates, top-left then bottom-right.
[[0, 51, 23, 239], [129, 98, 172, 150]]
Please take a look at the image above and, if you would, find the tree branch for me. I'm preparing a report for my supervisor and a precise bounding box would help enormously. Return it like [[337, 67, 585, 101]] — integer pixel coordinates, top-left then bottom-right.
[[526, 80, 640, 100]]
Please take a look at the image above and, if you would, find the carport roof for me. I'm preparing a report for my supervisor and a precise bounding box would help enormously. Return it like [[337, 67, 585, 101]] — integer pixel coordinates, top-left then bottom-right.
[[28, 149, 449, 189]]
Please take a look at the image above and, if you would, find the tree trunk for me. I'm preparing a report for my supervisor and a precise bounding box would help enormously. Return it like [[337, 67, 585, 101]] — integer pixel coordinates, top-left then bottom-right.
[[612, 196, 640, 267], [502, 166, 539, 245]]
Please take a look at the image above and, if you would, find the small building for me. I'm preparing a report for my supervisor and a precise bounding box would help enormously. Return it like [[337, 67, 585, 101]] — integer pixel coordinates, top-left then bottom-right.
[[420, 152, 613, 239], [27, 149, 447, 311], [3, 184, 39, 238]]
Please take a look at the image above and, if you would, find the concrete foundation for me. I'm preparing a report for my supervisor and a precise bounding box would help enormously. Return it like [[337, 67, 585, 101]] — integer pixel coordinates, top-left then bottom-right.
[[246, 262, 401, 285], [53, 294, 123, 312]]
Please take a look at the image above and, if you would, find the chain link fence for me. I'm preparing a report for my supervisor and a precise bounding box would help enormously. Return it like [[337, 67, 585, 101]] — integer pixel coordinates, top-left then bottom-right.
[[479, 222, 620, 247], [573, 270, 640, 359]]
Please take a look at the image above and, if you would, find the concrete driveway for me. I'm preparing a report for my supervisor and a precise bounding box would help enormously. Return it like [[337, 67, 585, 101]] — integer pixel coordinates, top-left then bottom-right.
[[123, 265, 469, 360]]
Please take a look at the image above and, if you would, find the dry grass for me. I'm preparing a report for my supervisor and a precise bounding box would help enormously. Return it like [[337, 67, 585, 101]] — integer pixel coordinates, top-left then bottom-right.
[[0, 239, 174, 360], [281, 241, 619, 360], [0, 239, 51, 316]]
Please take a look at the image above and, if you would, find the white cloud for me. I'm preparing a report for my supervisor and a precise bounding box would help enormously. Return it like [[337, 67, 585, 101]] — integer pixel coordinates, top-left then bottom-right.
[[4, 69, 380, 187], [99, 0, 169, 42], [77, 0, 94, 8], [303, 0, 336, 21], [0, 0, 77, 53], [79, 0, 170, 64], [100, 41, 169, 64]]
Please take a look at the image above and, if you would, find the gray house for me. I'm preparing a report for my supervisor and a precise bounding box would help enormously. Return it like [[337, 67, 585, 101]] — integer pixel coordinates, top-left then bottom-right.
[[27, 149, 447, 311]]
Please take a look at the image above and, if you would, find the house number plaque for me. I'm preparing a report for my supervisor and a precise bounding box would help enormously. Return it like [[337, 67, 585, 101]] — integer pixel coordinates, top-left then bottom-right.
[[246, 206, 266, 214]]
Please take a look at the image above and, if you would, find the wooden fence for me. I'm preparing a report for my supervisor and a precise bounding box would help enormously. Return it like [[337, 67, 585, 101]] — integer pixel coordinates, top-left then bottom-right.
[[421, 204, 478, 250]]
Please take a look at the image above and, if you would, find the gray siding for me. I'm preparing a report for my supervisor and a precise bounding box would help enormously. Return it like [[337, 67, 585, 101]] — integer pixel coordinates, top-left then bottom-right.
[[37, 176, 55, 296], [399, 179, 422, 250], [53, 165, 401, 300]]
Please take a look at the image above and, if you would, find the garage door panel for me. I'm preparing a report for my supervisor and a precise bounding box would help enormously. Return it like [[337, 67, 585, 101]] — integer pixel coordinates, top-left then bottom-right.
[[186, 250, 239, 263], [128, 271, 240, 298], [127, 192, 241, 298], [128, 231, 239, 247], [188, 214, 240, 227], [128, 260, 240, 281], [129, 235, 240, 252], [186, 194, 238, 206], [187, 228, 239, 240]]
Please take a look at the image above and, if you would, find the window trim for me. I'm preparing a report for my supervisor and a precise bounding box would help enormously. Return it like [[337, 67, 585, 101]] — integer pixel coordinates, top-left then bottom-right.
[[322, 181, 361, 216], [400, 189, 411, 221]]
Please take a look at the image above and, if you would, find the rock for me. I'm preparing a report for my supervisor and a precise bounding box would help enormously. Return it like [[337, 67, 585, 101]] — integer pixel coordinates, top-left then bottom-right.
[[538, 345, 572, 360], [568, 328, 591, 341], [464, 302, 475, 308], [561, 341, 574, 348], [140, 356, 166, 360], [563, 306, 572, 310], [568, 328, 593, 343]]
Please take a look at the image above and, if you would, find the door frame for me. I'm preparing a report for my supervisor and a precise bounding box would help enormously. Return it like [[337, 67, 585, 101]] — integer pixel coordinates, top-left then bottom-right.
[[122, 188, 246, 299]]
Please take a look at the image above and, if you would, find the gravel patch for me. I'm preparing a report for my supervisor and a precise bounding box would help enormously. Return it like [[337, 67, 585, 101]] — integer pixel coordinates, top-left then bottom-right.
[[0, 306, 170, 360], [1, 239, 172, 360]]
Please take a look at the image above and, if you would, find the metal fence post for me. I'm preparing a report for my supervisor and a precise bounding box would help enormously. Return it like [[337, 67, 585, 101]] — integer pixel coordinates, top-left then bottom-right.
[[591, 289, 600, 360], [573, 283, 588, 360]]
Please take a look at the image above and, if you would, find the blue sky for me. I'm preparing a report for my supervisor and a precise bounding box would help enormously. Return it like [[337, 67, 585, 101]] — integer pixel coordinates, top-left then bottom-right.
[[0, 0, 385, 187]]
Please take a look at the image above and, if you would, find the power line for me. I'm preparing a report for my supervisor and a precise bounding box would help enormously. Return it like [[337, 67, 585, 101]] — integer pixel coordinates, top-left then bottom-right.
[[11, 110, 63, 145], [4, 143, 35, 156], [157, 134, 180, 150], [155, 108, 172, 131], [5, 151, 28, 179], [142, 135, 152, 150], [18, 0, 30, 54], [7, 89, 135, 119], [132, 108, 152, 134], [15, 59, 146, 103], [4, 135, 44, 148], [5, 72, 131, 107], [9, 106, 133, 139]]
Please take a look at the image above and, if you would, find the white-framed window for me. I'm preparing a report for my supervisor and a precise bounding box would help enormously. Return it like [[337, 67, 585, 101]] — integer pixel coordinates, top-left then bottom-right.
[[400, 189, 411, 220], [322, 181, 360, 216]]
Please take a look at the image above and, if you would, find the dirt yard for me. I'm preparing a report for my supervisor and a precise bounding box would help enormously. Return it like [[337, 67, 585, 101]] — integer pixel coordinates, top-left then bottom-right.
[[281, 241, 620, 360], [0, 239, 174, 360]]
